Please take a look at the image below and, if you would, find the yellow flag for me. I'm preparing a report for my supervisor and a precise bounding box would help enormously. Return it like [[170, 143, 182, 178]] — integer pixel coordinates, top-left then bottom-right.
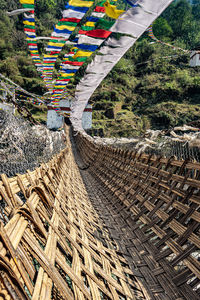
[[84, 21, 95, 27], [60, 73, 73, 78], [60, 73, 75, 77], [68, 0, 93, 8], [55, 25, 76, 31], [104, 1, 124, 19], [23, 21, 35, 26], [65, 73, 75, 77], [48, 42, 67, 47], [44, 54, 57, 58], [20, 0, 34, 4], [73, 50, 92, 58]]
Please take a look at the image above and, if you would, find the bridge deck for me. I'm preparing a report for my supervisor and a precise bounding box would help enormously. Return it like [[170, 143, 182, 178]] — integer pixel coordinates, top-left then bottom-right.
[[0, 126, 199, 299], [74, 128, 200, 300]]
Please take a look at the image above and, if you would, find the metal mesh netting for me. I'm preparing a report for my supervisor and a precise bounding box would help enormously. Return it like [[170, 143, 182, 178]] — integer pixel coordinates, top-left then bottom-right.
[[145, 139, 200, 162], [0, 110, 65, 177], [95, 129, 200, 162]]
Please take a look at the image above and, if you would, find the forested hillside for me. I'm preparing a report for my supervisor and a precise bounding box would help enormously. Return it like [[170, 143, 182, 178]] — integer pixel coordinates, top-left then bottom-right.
[[89, 0, 200, 136], [0, 0, 200, 136]]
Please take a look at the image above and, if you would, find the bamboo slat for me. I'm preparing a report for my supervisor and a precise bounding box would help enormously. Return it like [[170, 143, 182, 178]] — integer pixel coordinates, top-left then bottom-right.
[[0, 126, 143, 300], [1, 125, 200, 299], [74, 128, 200, 300]]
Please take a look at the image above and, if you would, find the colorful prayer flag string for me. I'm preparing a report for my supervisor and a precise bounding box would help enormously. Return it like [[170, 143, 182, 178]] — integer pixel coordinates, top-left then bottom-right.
[[147, 24, 190, 54], [51, 0, 113, 107]]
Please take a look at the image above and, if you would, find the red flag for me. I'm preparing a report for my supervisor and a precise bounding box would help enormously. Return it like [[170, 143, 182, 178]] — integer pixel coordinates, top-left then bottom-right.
[[79, 29, 111, 39], [60, 18, 81, 23], [94, 6, 105, 12], [63, 61, 84, 66]]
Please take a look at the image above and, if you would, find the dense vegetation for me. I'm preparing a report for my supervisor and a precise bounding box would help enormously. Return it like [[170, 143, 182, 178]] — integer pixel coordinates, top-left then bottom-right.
[[0, 0, 65, 94], [0, 0, 200, 136]]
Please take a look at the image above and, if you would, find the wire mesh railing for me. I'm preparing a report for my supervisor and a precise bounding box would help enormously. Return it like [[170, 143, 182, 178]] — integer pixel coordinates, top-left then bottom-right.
[[0, 110, 65, 177], [95, 129, 200, 162]]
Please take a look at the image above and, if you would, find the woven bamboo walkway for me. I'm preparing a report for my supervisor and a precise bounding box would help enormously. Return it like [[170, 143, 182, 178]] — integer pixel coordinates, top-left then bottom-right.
[[0, 126, 200, 299]]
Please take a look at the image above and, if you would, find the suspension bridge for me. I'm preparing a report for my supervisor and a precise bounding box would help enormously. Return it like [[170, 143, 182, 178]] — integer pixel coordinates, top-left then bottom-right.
[[0, 126, 200, 299], [0, 0, 200, 299]]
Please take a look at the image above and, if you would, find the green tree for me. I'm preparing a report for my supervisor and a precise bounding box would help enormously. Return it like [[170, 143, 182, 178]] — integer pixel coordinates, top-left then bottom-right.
[[163, 0, 200, 48], [0, 12, 14, 59], [153, 17, 173, 40], [192, 3, 200, 20]]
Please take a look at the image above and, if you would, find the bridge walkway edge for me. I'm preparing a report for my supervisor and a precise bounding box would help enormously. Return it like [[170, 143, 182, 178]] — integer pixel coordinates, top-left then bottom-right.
[[72, 127, 200, 300]]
